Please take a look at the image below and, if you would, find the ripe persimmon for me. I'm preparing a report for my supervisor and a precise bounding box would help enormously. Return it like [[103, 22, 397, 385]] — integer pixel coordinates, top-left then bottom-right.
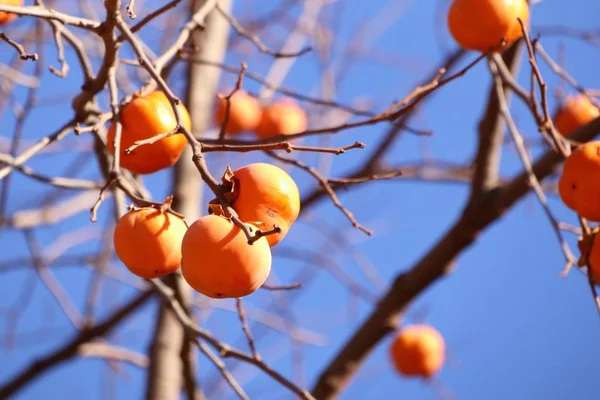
[[506, 0, 531, 42], [256, 99, 307, 139], [214, 90, 262, 135], [0, 0, 22, 25], [554, 95, 600, 136], [181, 214, 272, 298], [389, 325, 446, 378], [447, 0, 529, 53], [558, 141, 600, 221], [585, 233, 600, 285], [106, 90, 190, 175], [228, 163, 300, 247], [114, 200, 187, 279]]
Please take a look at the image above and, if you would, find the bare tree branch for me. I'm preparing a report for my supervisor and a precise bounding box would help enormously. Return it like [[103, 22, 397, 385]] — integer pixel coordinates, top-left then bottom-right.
[[0, 290, 154, 398]]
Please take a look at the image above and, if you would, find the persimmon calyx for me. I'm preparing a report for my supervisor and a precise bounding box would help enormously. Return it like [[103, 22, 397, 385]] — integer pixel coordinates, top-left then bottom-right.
[[207, 165, 241, 215], [125, 195, 183, 218]]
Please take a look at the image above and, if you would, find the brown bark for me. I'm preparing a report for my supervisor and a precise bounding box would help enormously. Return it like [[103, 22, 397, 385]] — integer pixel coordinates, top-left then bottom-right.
[[312, 43, 526, 400], [145, 1, 233, 399]]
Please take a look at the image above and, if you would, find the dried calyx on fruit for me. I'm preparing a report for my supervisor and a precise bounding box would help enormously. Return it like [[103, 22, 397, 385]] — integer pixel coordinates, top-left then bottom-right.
[[207, 163, 301, 247], [181, 204, 272, 299]]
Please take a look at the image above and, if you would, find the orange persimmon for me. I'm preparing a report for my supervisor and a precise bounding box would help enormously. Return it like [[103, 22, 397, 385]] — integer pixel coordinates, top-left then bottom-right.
[[214, 90, 262, 135], [447, 0, 529, 53], [554, 95, 600, 136], [256, 99, 307, 139], [389, 325, 446, 378], [181, 214, 272, 299], [558, 141, 600, 221], [229, 163, 300, 247], [586, 233, 600, 285], [0, 0, 22, 25], [113, 201, 187, 279], [106, 90, 190, 175]]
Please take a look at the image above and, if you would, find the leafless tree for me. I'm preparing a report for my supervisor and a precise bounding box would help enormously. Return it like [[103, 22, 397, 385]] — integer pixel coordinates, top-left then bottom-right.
[[0, 1, 599, 399]]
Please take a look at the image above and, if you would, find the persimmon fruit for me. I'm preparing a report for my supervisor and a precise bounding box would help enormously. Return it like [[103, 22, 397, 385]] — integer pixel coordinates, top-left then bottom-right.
[[585, 233, 600, 285], [228, 163, 300, 247], [113, 201, 187, 279], [214, 90, 262, 135], [181, 214, 272, 299], [0, 0, 22, 25], [558, 141, 600, 221], [256, 99, 307, 139], [447, 0, 529, 53], [107, 90, 190, 175], [554, 95, 600, 137], [389, 325, 446, 378]]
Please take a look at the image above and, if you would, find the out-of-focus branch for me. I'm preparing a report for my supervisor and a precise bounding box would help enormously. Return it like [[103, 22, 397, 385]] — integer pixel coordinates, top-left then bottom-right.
[[0, 4, 101, 31], [469, 43, 522, 201], [149, 279, 316, 400], [0, 289, 154, 398], [215, 3, 311, 58], [0, 190, 101, 229], [145, 1, 232, 400], [300, 49, 466, 212], [312, 41, 524, 399], [78, 342, 149, 368], [0, 32, 38, 61]]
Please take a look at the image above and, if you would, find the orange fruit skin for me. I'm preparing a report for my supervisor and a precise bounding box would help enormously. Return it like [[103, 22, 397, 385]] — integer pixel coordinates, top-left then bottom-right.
[[0, 0, 23, 25], [389, 325, 446, 378], [181, 214, 272, 299], [107, 90, 191, 175], [554, 95, 600, 137], [231, 163, 300, 247], [504, 0, 530, 45], [114, 207, 187, 279], [587, 237, 600, 285], [214, 90, 262, 135], [256, 99, 307, 139], [447, 0, 529, 53], [558, 141, 600, 221]]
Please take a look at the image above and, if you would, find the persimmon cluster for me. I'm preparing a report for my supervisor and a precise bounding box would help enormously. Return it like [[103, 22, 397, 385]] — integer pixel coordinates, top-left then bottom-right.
[[108, 90, 300, 298], [214, 90, 307, 139]]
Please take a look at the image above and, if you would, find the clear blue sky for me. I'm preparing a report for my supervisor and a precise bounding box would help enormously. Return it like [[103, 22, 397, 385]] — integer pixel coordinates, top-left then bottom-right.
[[1, 0, 600, 399]]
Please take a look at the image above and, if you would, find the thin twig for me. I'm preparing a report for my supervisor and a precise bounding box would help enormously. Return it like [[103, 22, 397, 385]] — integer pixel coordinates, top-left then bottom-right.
[[267, 151, 373, 236], [261, 283, 303, 291], [236, 298, 261, 361], [0, 32, 38, 61], [492, 62, 576, 279], [126, 0, 137, 19], [218, 63, 248, 141], [195, 339, 249, 400], [148, 279, 316, 400], [216, 3, 311, 58]]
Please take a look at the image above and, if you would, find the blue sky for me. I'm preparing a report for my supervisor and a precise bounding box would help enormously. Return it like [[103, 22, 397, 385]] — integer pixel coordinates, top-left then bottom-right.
[[1, 0, 600, 399]]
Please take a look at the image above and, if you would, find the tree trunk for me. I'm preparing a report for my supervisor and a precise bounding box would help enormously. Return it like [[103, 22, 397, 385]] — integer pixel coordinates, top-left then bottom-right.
[[145, 1, 233, 399]]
